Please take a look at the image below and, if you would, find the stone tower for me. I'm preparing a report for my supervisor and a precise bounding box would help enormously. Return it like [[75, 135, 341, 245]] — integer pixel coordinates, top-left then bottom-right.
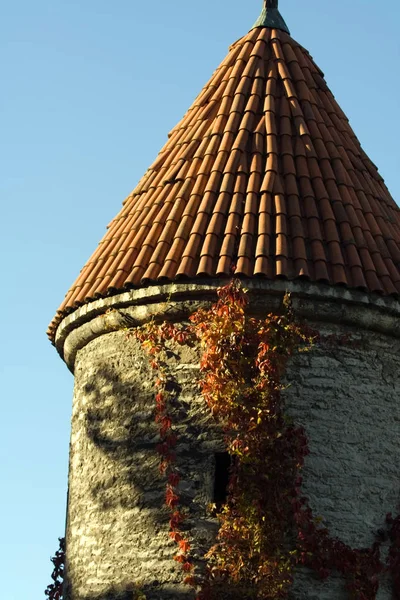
[[49, 2, 400, 599]]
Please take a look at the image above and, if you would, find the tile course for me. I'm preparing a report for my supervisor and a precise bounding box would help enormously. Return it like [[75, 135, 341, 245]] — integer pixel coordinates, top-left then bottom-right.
[[48, 25, 400, 341]]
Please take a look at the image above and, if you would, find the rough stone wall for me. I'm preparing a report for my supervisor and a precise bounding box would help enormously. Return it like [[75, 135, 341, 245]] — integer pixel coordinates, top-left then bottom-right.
[[65, 318, 400, 600], [65, 331, 222, 600], [285, 322, 400, 600]]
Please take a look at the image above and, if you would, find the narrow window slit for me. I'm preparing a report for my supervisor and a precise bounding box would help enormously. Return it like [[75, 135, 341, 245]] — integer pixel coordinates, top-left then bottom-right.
[[213, 452, 232, 510]]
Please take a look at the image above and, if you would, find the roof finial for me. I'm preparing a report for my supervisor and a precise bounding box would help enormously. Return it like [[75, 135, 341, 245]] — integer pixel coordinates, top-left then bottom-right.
[[252, 0, 290, 34]]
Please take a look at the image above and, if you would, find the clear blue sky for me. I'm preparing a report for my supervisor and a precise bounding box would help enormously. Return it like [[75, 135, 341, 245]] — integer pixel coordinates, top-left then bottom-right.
[[1, 1, 399, 597]]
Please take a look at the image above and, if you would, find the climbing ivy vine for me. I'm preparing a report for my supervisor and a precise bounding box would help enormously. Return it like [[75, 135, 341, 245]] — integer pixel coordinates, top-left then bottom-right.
[[47, 280, 400, 600], [45, 538, 65, 600]]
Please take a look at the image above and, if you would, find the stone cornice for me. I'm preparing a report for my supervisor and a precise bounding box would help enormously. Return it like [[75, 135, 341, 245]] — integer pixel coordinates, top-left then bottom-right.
[[55, 280, 400, 372]]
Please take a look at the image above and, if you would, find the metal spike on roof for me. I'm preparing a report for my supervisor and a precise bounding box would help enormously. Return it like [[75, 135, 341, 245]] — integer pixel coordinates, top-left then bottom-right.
[[252, 0, 290, 34]]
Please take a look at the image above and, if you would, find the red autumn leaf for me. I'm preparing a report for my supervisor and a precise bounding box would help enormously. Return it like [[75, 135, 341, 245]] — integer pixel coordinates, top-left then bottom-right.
[[182, 561, 194, 572], [165, 433, 178, 447], [165, 485, 179, 508], [174, 331, 188, 344], [169, 531, 182, 543], [170, 511, 185, 528], [160, 416, 172, 435], [168, 472, 180, 486], [159, 460, 169, 475], [156, 442, 169, 457], [173, 554, 186, 564], [179, 539, 191, 553]]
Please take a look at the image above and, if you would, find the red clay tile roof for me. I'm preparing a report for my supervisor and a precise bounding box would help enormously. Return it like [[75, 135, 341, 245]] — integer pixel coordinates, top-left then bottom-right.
[[48, 22, 400, 341]]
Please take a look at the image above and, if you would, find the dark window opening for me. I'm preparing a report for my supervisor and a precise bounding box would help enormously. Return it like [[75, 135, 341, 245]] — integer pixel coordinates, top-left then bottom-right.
[[213, 452, 232, 510]]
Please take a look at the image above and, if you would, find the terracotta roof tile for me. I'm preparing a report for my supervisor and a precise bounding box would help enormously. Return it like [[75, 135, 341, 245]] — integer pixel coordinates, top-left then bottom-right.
[[48, 14, 400, 341]]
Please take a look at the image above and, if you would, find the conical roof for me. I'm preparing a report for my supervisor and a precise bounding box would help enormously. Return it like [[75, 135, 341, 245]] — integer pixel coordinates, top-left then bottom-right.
[[48, 2, 400, 341]]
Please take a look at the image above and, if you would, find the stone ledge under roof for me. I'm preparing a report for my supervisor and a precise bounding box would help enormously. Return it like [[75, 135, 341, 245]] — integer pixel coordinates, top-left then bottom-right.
[[54, 279, 400, 370]]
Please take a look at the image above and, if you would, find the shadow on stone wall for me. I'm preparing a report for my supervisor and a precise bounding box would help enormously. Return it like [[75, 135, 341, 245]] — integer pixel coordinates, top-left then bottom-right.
[[69, 345, 227, 600], [82, 362, 171, 518]]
